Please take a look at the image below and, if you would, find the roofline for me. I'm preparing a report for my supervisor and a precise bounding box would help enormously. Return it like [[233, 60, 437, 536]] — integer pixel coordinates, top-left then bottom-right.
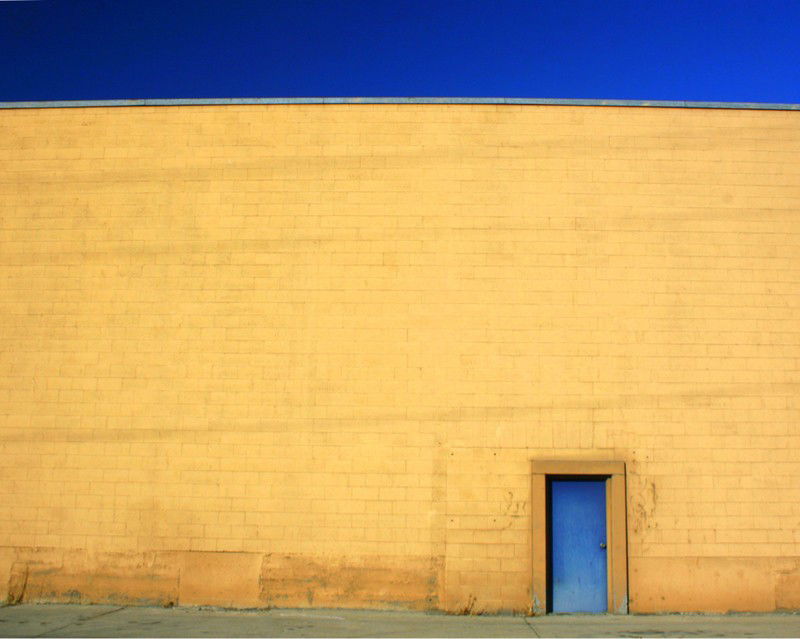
[[1, 97, 799, 111]]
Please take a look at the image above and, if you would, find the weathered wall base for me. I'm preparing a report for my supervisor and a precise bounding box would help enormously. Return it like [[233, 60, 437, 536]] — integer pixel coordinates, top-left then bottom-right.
[[4, 547, 800, 613], [1, 547, 442, 610], [3, 547, 179, 606], [260, 554, 442, 610], [630, 557, 800, 613]]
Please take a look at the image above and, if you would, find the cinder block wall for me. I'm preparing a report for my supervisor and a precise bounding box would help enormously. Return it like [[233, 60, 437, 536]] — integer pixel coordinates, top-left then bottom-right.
[[1, 103, 799, 612]]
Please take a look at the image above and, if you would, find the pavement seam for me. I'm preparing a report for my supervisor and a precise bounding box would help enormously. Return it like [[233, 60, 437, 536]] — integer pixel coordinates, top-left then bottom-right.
[[523, 616, 541, 637], [34, 606, 126, 638]]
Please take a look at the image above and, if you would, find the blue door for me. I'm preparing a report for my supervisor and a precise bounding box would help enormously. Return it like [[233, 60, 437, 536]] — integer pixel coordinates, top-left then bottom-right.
[[550, 479, 607, 613]]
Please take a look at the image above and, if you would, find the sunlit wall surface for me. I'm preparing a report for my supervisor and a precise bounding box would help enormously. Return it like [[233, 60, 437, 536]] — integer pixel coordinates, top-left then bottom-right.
[[1, 102, 799, 612]]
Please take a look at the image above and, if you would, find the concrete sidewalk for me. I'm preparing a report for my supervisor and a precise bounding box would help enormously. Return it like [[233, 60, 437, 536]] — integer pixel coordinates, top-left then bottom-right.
[[1, 604, 799, 638]]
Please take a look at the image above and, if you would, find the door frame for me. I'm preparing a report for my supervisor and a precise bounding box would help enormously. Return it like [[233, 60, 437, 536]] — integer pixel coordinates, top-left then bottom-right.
[[530, 460, 628, 615]]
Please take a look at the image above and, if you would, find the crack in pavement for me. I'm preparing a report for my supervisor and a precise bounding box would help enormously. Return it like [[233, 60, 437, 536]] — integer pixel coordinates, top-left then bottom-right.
[[523, 616, 541, 637], [35, 606, 126, 638]]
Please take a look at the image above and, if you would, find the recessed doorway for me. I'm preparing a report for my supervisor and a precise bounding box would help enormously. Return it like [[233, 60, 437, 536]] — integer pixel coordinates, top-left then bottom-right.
[[530, 460, 628, 615]]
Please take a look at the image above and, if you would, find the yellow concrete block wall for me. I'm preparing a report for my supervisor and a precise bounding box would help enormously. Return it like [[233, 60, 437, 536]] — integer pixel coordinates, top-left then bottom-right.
[[1, 103, 799, 612]]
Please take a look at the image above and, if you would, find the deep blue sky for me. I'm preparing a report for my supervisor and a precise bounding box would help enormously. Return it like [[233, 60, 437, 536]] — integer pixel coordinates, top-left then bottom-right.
[[2, 0, 800, 103]]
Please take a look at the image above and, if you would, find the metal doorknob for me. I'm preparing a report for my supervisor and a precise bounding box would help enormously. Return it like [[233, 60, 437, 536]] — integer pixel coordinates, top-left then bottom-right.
[[600, 542, 607, 549]]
